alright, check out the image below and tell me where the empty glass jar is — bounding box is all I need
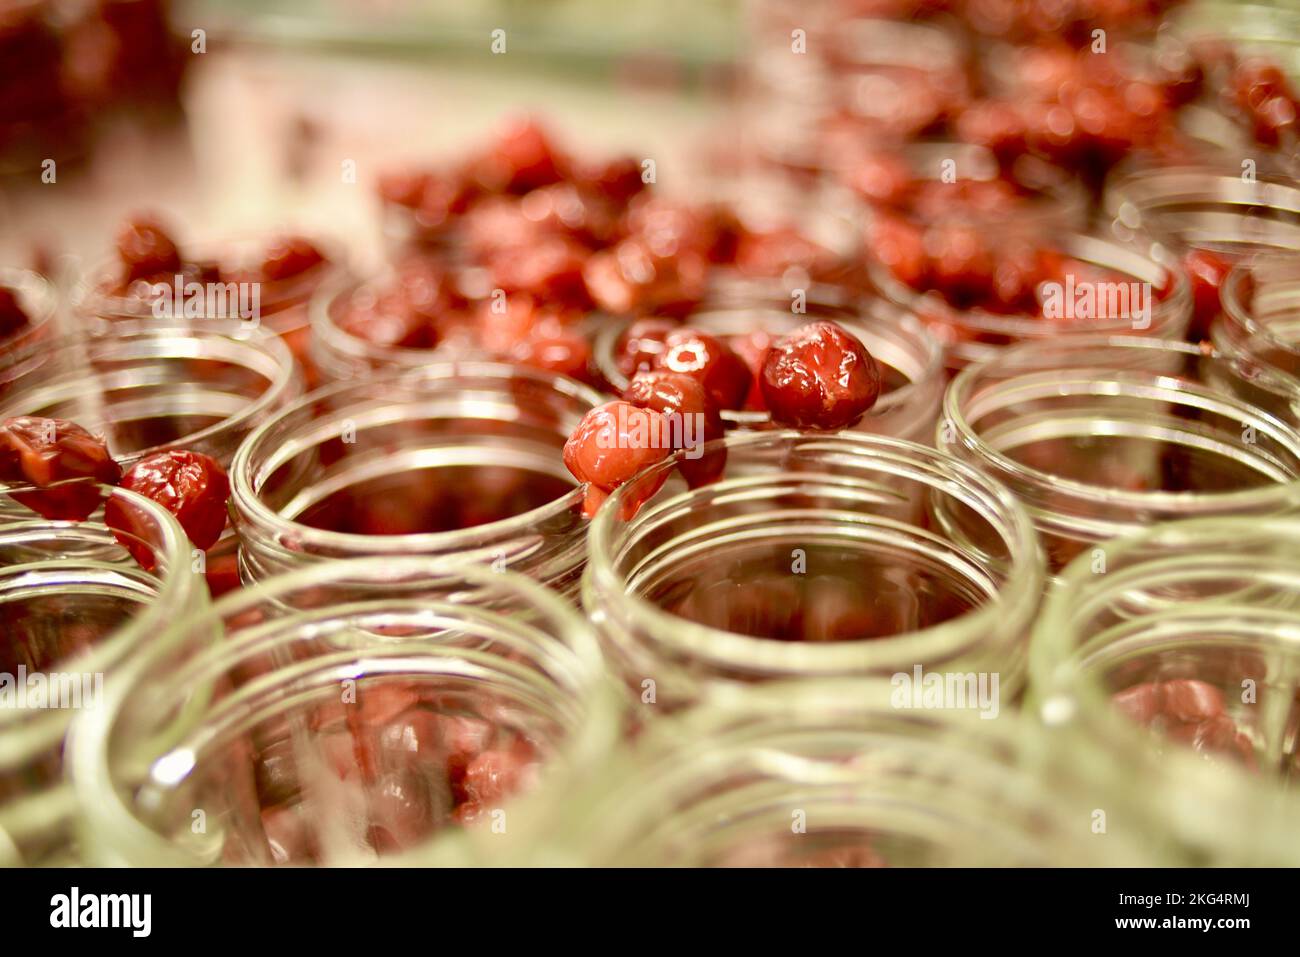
[68,559,617,866]
[535,680,1154,866]
[1030,516,1300,865]
[230,362,602,591]
[583,430,1043,711]
[941,335,1300,574]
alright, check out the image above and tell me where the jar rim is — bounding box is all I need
[0,320,299,469]
[584,429,1044,678]
[0,484,199,750]
[230,360,603,558]
[943,334,1300,515]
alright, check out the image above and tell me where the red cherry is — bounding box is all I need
[0,416,122,521]
[652,329,752,411]
[1183,248,1231,340]
[954,99,1029,162]
[487,235,592,309]
[842,151,914,208]
[260,236,326,282]
[624,370,727,489]
[475,116,566,195]
[108,450,230,557]
[926,222,997,308]
[728,330,775,411]
[582,237,706,317]
[577,155,646,205]
[509,329,595,385]
[460,748,533,807]
[377,169,433,208]
[613,318,679,379]
[562,401,673,494]
[115,215,181,283]
[760,321,881,430]
[0,285,30,339]
[867,214,927,290]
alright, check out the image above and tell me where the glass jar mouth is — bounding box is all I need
[586,430,1043,680]
[943,335,1300,518]
[566,679,1127,866]
[1219,255,1300,366]
[1107,165,1300,253]
[230,361,602,561]
[592,287,943,429]
[871,231,1193,366]
[0,320,299,470]
[0,484,197,757]
[69,559,612,867]
[308,271,488,376]
[1030,516,1300,855]
[72,235,347,323]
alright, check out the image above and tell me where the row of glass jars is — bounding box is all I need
[5,166,1300,865]
[3,333,1300,864]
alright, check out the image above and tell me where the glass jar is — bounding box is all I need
[230,362,602,592]
[1030,516,1300,865]
[308,273,485,383]
[593,282,944,443]
[748,14,974,171]
[1108,166,1300,259]
[871,229,1193,373]
[940,335,1300,575]
[1216,254,1300,379]
[0,266,59,397]
[535,680,1155,866]
[0,483,202,865]
[68,559,617,867]
[583,430,1044,711]
[0,320,299,517]
[73,236,348,379]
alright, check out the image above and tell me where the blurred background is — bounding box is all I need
[0,0,742,271]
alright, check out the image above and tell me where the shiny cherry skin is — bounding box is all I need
[563,401,672,493]
[624,370,727,488]
[0,416,121,520]
[108,449,231,553]
[652,328,752,411]
[0,285,29,339]
[115,215,182,282]
[613,318,679,379]
[260,236,327,282]
[760,322,881,431]
[1183,248,1231,340]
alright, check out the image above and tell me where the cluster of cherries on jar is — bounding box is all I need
[0,415,230,568]
[106,215,329,305]
[564,320,883,515]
